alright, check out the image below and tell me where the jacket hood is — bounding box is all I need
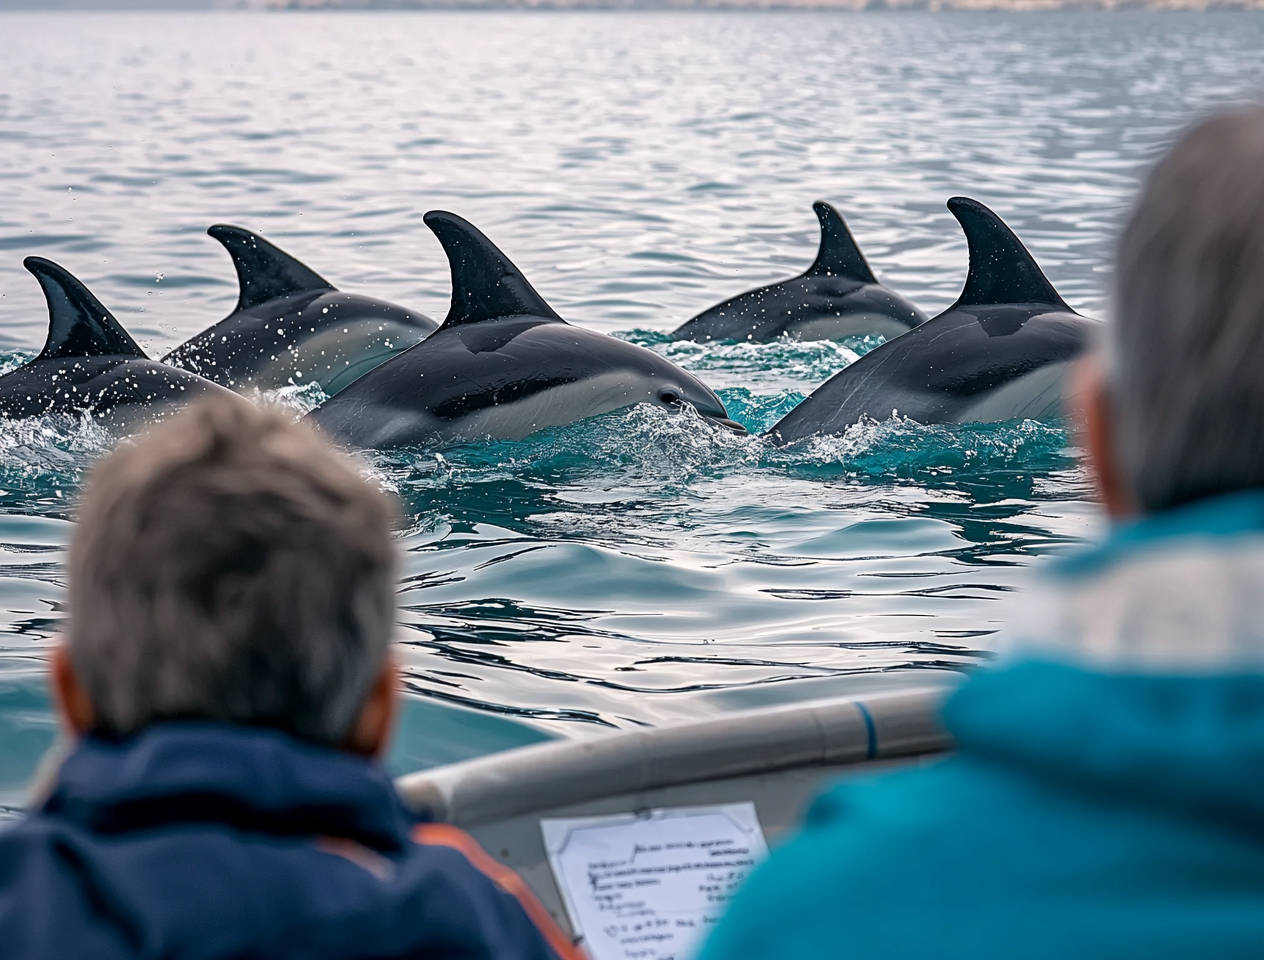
[43,722,418,850]
[947,661,1264,831]
[950,490,1264,829]
[1058,487,1264,578]
[1005,489,1264,673]
[954,489,1264,831]
[950,662,1264,829]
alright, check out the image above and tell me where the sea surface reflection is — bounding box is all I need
[1,8,1262,806]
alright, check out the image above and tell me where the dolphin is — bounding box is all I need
[766,197,1096,445]
[163,225,438,395]
[307,211,743,448]
[669,202,928,344]
[0,257,236,428]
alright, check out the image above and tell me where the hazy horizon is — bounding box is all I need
[6,0,1264,8]
[0,1,213,9]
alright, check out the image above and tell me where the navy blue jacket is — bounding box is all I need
[0,723,571,960]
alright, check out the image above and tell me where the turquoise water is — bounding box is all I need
[1,9,1263,810]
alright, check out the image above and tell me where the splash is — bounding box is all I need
[777,416,1077,481]
[362,383,1083,546]
[0,413,116,516]
[257,380,330,418]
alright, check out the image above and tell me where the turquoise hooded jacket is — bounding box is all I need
[698,491,1264,960]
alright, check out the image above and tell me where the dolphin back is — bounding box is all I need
[0,258,237,426]
[767,199,1095,443]
[669,202,923,343]
[310,213,736,448]
[766,307,1091,443]
[208,224,335,313]
[24,257,147,361]
[424,211,565,329]
[806,201,877,283]
[948,197,1069,309]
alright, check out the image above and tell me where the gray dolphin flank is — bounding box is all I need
[767,197,1097,444]
[307,211,742,448]
[670,202,928,344]
[163,226,437,395]
[0,258,236,430]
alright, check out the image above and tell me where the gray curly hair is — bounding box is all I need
[68,395,398,745]
[1113,106,1264,512]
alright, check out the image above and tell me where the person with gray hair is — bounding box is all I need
[698,105,1264,960]
[0,396,579,960]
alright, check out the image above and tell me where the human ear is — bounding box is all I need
[342,655,399,758]
[1070,355,1134,519]
[51,642,95,737]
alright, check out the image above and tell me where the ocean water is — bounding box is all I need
[1,8,1263,810]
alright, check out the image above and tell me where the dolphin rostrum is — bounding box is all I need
[307,211,743,448]
[669,202,928,344]
[0,257,236,428]
[767,197,1096,444]
[163,226,438,395]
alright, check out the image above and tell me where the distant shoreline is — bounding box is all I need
[5,0,1264,10]
[254,1,1264,8]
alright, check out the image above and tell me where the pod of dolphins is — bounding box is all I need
[0,196,1098,449]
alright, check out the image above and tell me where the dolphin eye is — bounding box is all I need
[658,388,681,406]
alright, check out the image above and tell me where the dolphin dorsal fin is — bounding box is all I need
[424,211,565,328]
[24,257,147,361]
[207,225,335,312]
[948,197,1069,309]
[805,201,878,284]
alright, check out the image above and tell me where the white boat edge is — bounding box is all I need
[395,686,954,936]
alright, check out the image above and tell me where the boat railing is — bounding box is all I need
[395,686,951,826]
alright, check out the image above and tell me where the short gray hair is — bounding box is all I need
[68,396,398,745]
[1112,106,1264,513]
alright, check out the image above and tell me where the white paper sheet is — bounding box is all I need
[540,803,768,960]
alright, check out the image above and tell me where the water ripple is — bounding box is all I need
[0,10,1260,787]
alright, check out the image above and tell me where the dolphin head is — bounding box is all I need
[651,368,747,435]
